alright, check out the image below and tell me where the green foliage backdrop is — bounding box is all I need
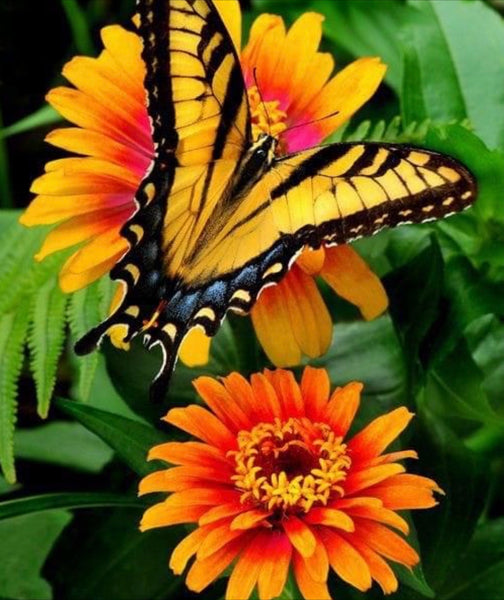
[0,1,503,599]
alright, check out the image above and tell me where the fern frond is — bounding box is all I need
[343,116,433,144]
[0,300,31,483]
[28,277,69,418]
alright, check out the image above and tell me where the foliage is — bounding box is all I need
[0,0,503,599]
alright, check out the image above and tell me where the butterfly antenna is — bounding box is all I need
[253,67,273,136]
[282,110,340,133]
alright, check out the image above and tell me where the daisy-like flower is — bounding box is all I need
[139,367,443,600]
[21,2,388,366]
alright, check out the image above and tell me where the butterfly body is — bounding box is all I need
[75,0,476,399]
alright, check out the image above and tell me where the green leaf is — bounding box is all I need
[0,107,13,208]
[54,397,167,476]
[0,106,60,139]
[0,493,144,521]
[411,413,490,592]
[438,519,504,600]
[0,300,30,483]
[0,510,71,600]
[61,0,95,55]
[15,422,114,473]
[401,0,504,150]
[28,277,69,418]
[45,508,184,600]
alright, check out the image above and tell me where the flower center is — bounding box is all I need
[247,85,288,151]
[229,417,351,515]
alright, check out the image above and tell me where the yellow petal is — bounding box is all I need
[321,245,388,320]
[214,0,241,54]
[59,248,122,293]
[179,327,211,367]
[311,57,387,139]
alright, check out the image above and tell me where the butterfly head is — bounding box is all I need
[253,133,278,166]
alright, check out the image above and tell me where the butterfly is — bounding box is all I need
[75,0,476,399]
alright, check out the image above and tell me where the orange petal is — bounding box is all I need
[321,245,388,320]
[170,525,211,575]
[296,246,326,276]
[221,371,266,424]
[214,0,241,54]
[257,532,292,600]
[147,441,230,470]
[283,516,316,558]
[197,521,244,560]
[368,473,443,510]
[300,366,330,420]
[230,509,271,531]
[163,488,238,509]
[348,407,414,462]
[226,530,270,600]
[302,530,330,583]
[164,405,236,451]
[100,25,145,91]
[59,248,123,292]
[140,503,207,531]
[343,504,409,535]
[249,373,283,421]
[321,529,372,592]
[186,537,245,593]
[353,519,419,567]
[344,463,405,495]
[304,508,355,532]
[193,376,250,432]
[138,465,232,495]
[310,57,387,140]
[341,534,398,595]
[199,502,245,526]
[324,381,363,436]
[252,266,332,366]
[263,369,304,418]
[292,551,331,600]
[365,450,419,467]
[179,327,211,367]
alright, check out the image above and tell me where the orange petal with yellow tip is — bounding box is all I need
[264,368,304,418]
[300,366,330,420]
[147,441,230,470]
[186,537,245,593]
[304,508,355,532]
[293,551,331,600]
[214,0,241,54]
[344,463,406,495]
[353,519,419,567]
[348,407,414,462]
[226,530,269,600]
[252,265,332,367]
[321,245,388,320]
[140,503,207,531]
[283,516,316,558]
[197,521,244,560]
[179,327,211,367]
[324,381,363,436]
[310,57,387,140]
[169,525,210,575]
[230,509,271,531]
[288,51,334,120]
[46,127,150,174]
[164,405,236,450]
[341,534,399,595]
[257,533,292,600]
[321,529,373,592]
[193,376,250,432]
[296,246,326,276]
[100,25,145,90]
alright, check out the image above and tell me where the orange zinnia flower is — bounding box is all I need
[21,1,388,366]
[140,367,442,600]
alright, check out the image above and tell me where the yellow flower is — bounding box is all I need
[140,367,443,600]
[22,2,388,366]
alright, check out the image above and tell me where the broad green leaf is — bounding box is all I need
[54,397,166,476]
[0,493,144,521]
[401,0,504,150]
[15,422,114,473]
[0,510,71,600]
[45,508,184,600]
[410,413,490,591]
[0,300,30,483]
[28,276,69,418]
[438,519,504,600]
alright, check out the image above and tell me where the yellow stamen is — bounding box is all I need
[228,417,351,515]
[248,86,288,149]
